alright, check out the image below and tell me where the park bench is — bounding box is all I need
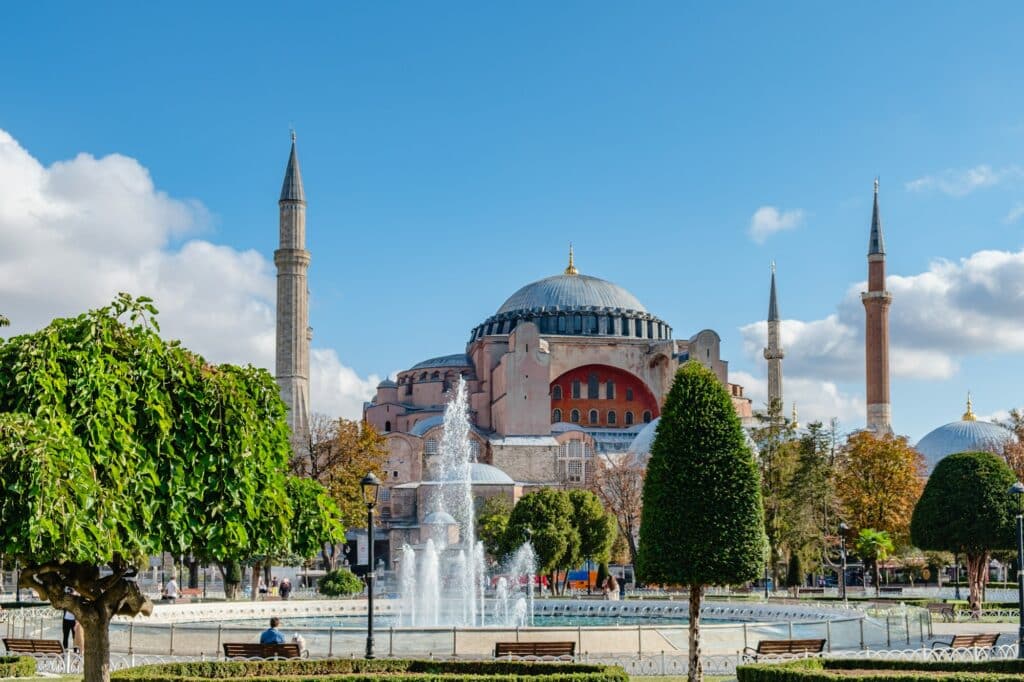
[878,586,903,595]
[3,638,65,655]
[222,642,303,659]
[798,588,825,595]
[931,633,999,650]
[926,602,954,622]
[494,641,576,660]
[743,638,826,661]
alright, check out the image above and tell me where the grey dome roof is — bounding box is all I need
[422,510,457,526]
[377,378,397,388]
[409,415,444,437]
[916,419,1015,472]
[442,462,514,485]
[497,274,647,315]
[411,354,470,370]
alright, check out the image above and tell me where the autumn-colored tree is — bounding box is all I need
[835,431,925,541]
[998,409,1024,481]
[589,454,645,566]
[291,417,388,529]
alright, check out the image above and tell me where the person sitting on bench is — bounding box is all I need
[260,617,285,644]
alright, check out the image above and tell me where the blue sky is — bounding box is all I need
[2,2,1024,440]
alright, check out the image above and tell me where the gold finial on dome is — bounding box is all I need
[962,392,976,421]
[564,242,578,275]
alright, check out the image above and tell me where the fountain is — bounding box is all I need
[397,377,536,626]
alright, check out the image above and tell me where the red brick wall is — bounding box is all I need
[550,364,659,428]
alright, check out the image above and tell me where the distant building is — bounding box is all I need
[362,247,752,556]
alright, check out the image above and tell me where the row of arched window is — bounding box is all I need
[552,378,633,401]
[553,408,651,426]
[471,313,671,341]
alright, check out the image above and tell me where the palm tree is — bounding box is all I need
[854,528,894,596]
[0,314,8,327]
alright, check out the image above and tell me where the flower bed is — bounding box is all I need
[0,656,35,678]
[111,658,628,682]
[738,658,1024,682]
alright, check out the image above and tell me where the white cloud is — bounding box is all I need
[741,247,1024,386]
[0,129,374,420]
[906,164,1022,197]
[731,370,864,427]
[1005,203,1024,224]
[748,206,805,243]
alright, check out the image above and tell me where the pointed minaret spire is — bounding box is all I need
[564,242,579,275]
[863,178,893,434]
[869,177,884,255]
[764,262,784,414]
[280,131,305,203]
[276,131,312,456]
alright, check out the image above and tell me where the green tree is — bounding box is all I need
[501,488,578,593]
[910,451,1017,614]
[319,568,363,596]
[853,528,894,597]
[567,489,617,591]
[750,398,799,585]
[786,421,839,575]
[0,295,299,682]
[637,363,767,682]
[0,314,8,327]
[285,476,346,560]
[785,553,803,593]
[477,496,511,561]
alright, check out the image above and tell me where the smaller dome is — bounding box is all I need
[916,419,1015,472]
[627,417,759,465]
[441,462,515,485]
[377,378,397,388]
[422,510,457,526]
[411,354,470,370]
[409,415,445,437]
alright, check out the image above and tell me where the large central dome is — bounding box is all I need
[497,274,647,315]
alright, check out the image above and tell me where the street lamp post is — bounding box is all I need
[954,553,961,600]
[1009,481,1024,659]
[764,563,770,600]
[360,473,382,660]
[839,522,849,603]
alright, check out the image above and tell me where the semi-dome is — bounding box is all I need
[441,462,515,485]
[497,274,647,315]
[470,252,672,343]
[411,354,471,370]
[916,402,1015,472]
[422,510,457,526]
[626,417,759,466]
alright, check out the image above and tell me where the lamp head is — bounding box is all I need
[838,521,850,533]
[360,472,382,506]
[1011,482,1024,497]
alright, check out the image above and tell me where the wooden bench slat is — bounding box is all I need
[933,633,999,649]
[223,642,301,659]
[743,638,826,660]
[494,641,575,658]
[3,638,65,654]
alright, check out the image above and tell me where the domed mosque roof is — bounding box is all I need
[471,246,671,342]
[915,396,1017,472]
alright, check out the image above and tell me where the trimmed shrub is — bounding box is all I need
[110,658,628,682]
[317,568,363,596]
[0,656,36,678]
[738,657,1024,682]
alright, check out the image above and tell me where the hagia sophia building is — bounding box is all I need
[271,136,1015,563]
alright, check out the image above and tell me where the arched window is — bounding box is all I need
[570,409,580,423]
[552,408,562,423]
[557,315,567,333]
[584,314,597,334]
[469,440,481,460]
[620,316,629,335]
[573,314,583,334]
[606,380,615,399]
[647,320,653,338]
[431,371,440,380]
[588,409,599,424]
[384,420,391,432]
[625,411,634,425]
[587,373,599,399]
[626,388,634,401]
[607,410,616,425]
[572,379,581,399]
[425,438,439,455]
[635,319,643,338]
[552,385,563,400]
[643,410,653,423]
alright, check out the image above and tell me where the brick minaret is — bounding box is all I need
[763,262,784,413]
[275,131,312,451]
[862,178,892,433]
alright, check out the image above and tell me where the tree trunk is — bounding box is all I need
[966,552,988,617]
[874,560,881,597]
[81,611,111,682]
[187,559,199,589]
[251,564,260,602]
[688,584,703,682]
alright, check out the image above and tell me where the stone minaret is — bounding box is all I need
[763,262,784,413]
[862,178,893,434]
[275,132,312,451]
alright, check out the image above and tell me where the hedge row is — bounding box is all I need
[110,659,628,682]
[0,656,35,678]
[737,658,1024,682]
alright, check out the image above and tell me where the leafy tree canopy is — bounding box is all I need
[910,451,1017,556]
[568,489,617,566]
[286,476,346,561]
[477,496,511,560]
[500,487,578,576]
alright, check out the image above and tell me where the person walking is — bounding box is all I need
[62,608,76,651]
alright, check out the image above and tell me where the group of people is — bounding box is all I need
[257,576,293,599]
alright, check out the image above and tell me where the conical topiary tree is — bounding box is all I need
[637,362,767,682]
